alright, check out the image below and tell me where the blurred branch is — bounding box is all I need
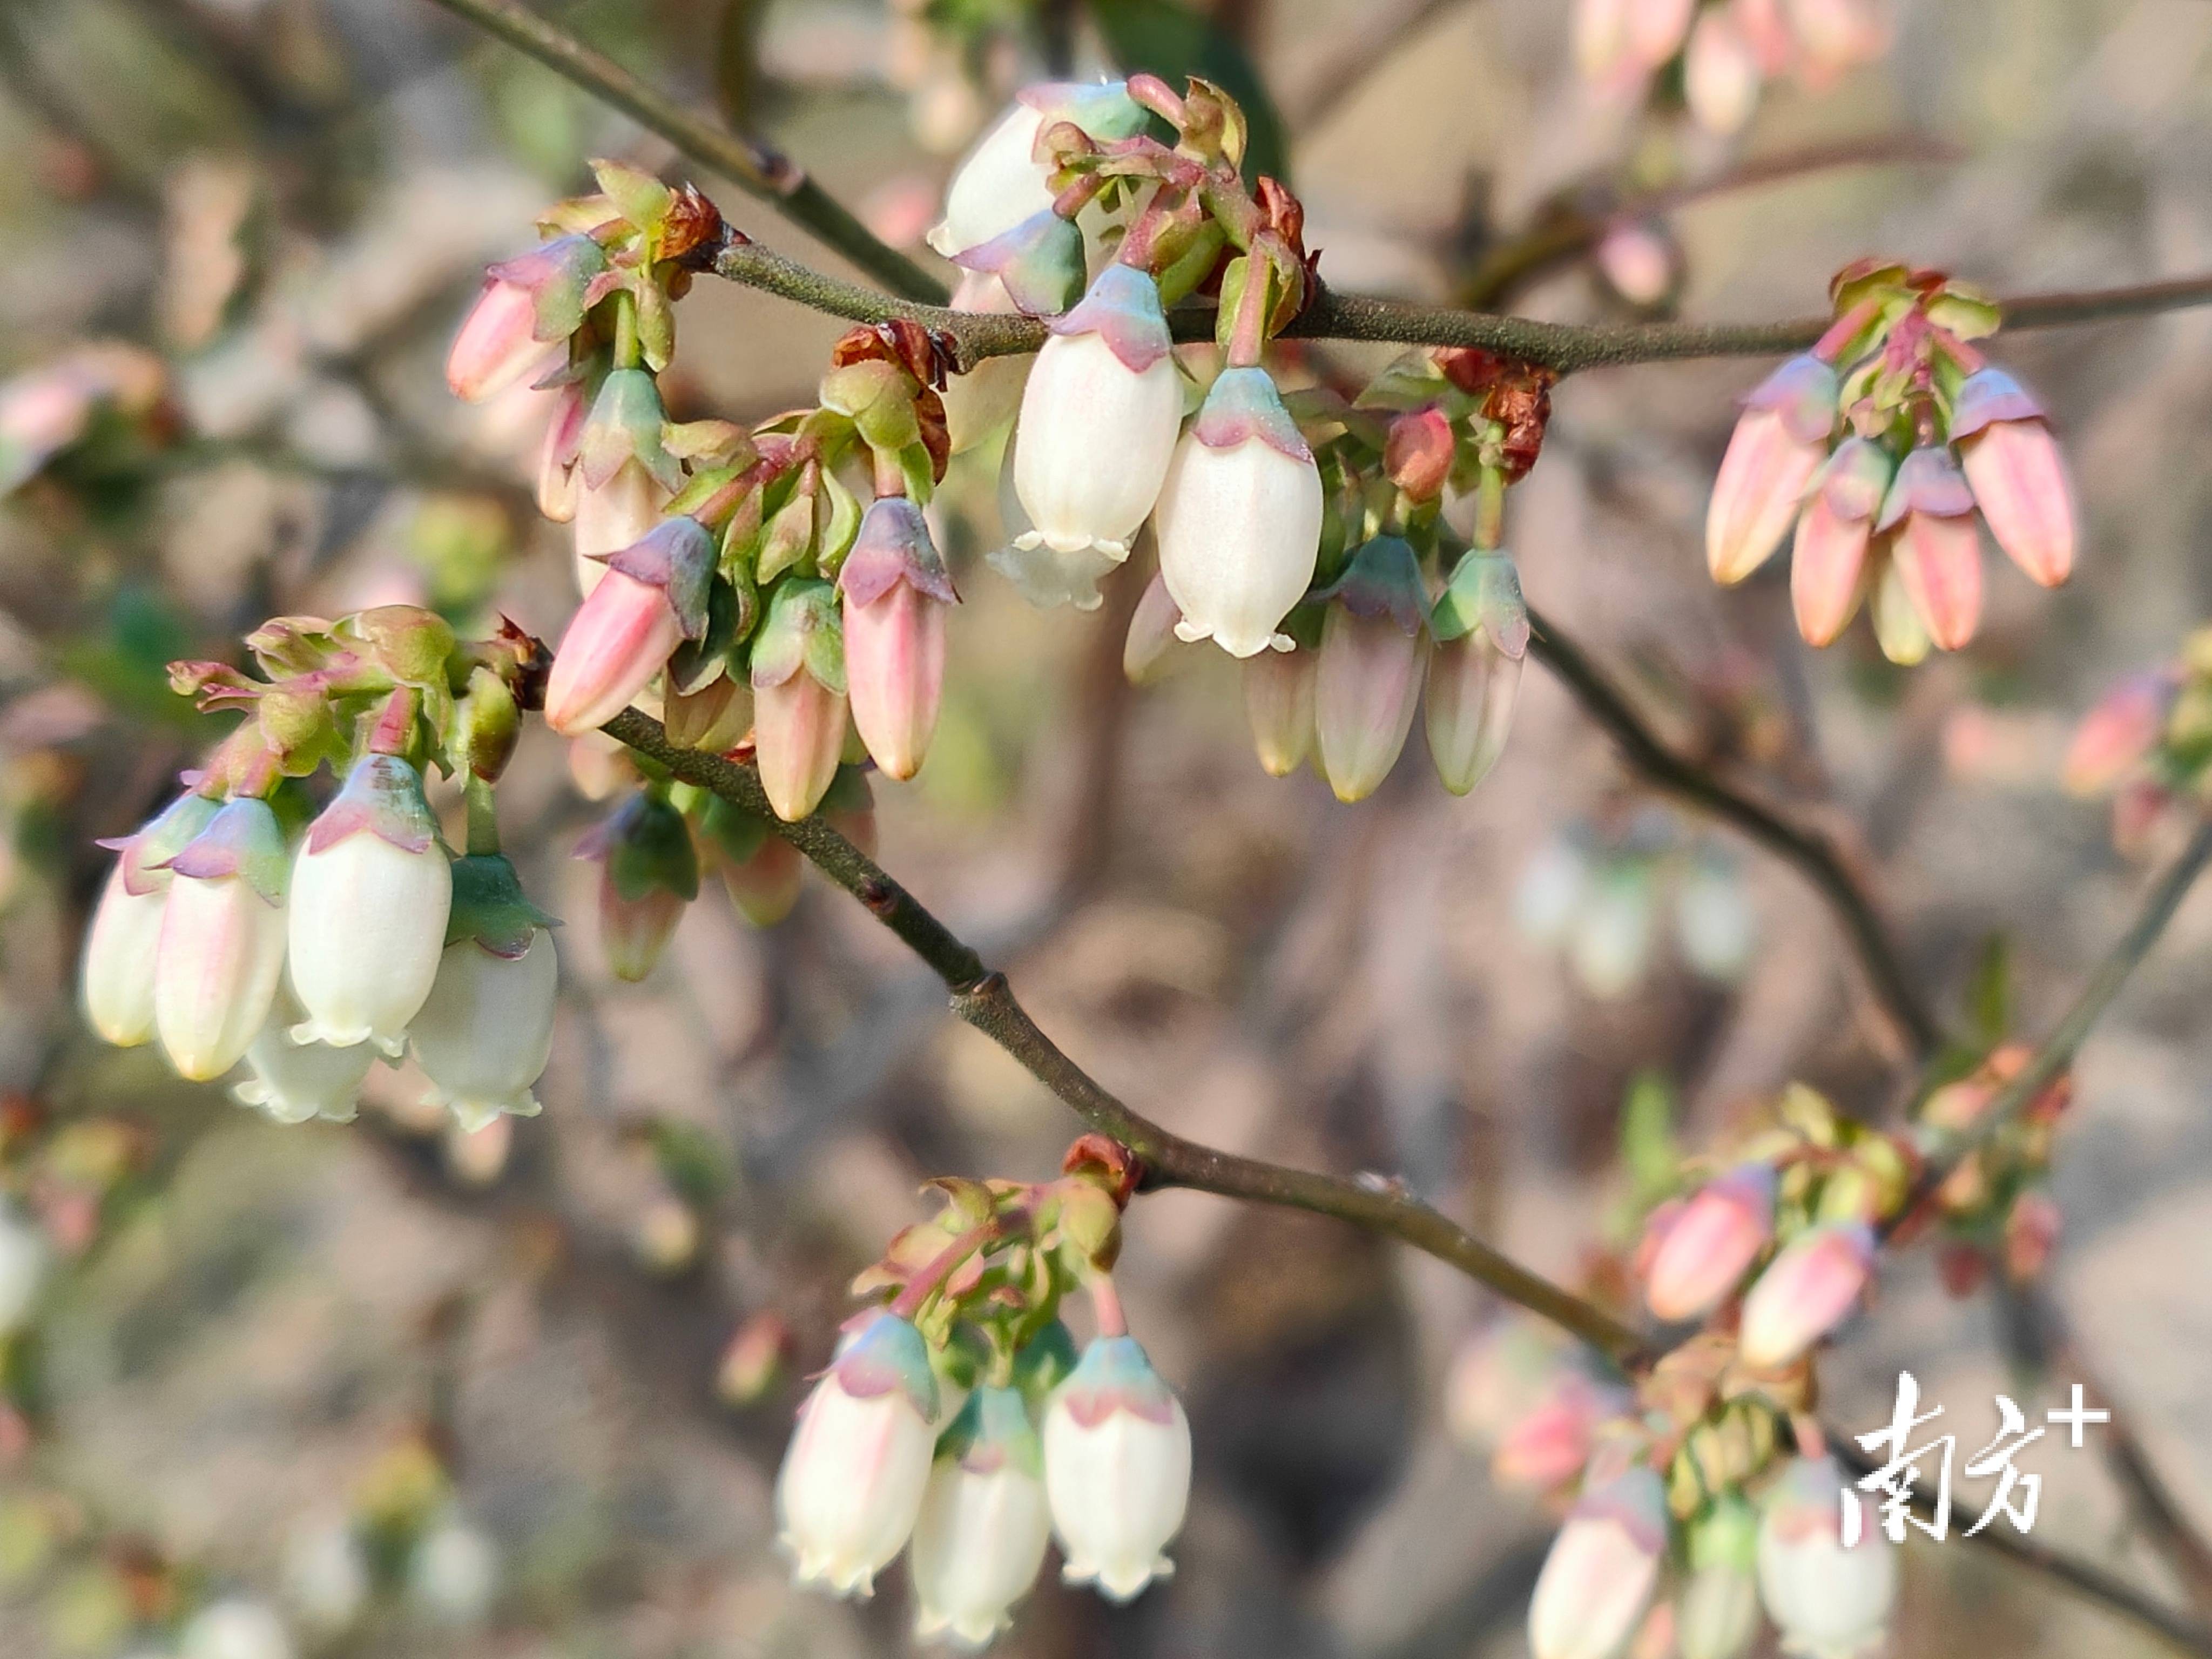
[599,706,1651,1366]
[1892,814,2212,1233]
[696,226,2212,375]
[1525,607,1943,1060]
[418,0,946,303]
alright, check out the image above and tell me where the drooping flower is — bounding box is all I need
[775,1309,941,1597]
[153,797,291,1081]
[1244,647,1317,778]
[572,367,683,596]
[82,792,220,1047]
[751,578,851,822]
[1012,265,1184,562]
[1122,571,1184,684]
[698,795,803,927]
[287,754,452,1054]
[1426,550,1528,795]
[1869,552,1930,666]
[1952,367,2075,588]
[1707,355,1838,585]
[2063,673,2174,796]
[1314,537,1429,803]
[839,497,958,781]
[1643,1163,1777,1321]
[927,82,1144,258]
[1527,1465,1668,1659]
[232,989,376,1125]
[1736,1220,1875,1369]
[1877,444,1982,651]
[576,791,699,982]
[545,515,715,736]
[1492,1370,1633,1491]
[909,1384,1053,1647]
[1756,1455,1897,1658]
[535,380,590,523]
[1678,1495,1761,1659]
[572,461,669,597]
[1043,1334,1192,1602]
[1790,437,1892,646]
[1154,367,1323,658]
[409,853,559,1132]
[444,234,604,404]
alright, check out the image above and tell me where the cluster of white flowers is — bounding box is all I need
[80,751,555,1133]
[775,1309,1192,1648]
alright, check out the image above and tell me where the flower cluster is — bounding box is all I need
[1708,260,2079,662]
[1574,0,1893,137]
[2064,626,2212,852]
[1448,1064,2070,1659]
[773,1138,1191,1648]
[79,608,557,1133]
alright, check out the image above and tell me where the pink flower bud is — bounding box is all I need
[1156,367,1324,658]
[410,856,558,1132]
[535,381,589,523]
[699,798,802,927]
[2063,673,2173,795]
[1385,408,1456,503]
[1493,1372,1631,1491]
[572,460,669,598]
[662,673,752,753]
[1014,266,1183,561]
[446,279,555,404]
[751,580,850,822]
[1426,552,1528,795]
[153,798,291,1081]
[577,792,698,983]
[1879,446,1982,650]
[1595,220,1683,311]
[1445,1318,1576,1451]
[2003,1189,2061,1283]
[1707,356,1837,584]
[909,1384,1051,1645]
[777,1310,940,1596]
[1315,538,1429,803]
[287,755,452,1054]
[1756,1456,1897,1658]
[1043,1334,1191,1602]
[1736,1221,1874,1369]
[82,792,219,1048]
[547,516,715,736]
[1244,647,1317,777]
[1790,438,1892,647]
[1122,572,1184,685]
[1643,1164,1776,1321]
[1685,8,1762,136]
[1527,1465,1667,1659]
[1953,370,2075,588]
[1869,550,1930,666]
[1624,0,1697,65]
[839,497,956,780]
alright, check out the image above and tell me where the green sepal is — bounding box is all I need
[1429,548,1528,657]
[446,852,558,957]
[748,578,845,695]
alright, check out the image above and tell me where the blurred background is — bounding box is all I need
[2,0,2212,1654]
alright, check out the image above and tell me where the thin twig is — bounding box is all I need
[1524,608,1943,1058]
[599,706,1649,1366]
[700,227,2212,376]
[418,0,945,303]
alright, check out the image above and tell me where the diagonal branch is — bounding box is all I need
[419,0,946,302]
[600,706,1649,1366]
[1524,608,1943,1058]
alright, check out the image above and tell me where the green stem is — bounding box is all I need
[464,774,502,857]
[610,289,641,370]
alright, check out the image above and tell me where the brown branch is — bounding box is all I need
[1524,608,1943,1058]
[599,706,1649,1366]
[418,0,946,304]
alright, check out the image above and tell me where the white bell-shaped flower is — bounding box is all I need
[927,82,1143,258]
[1154,366,1323,658]
[775,1310,941,1597]
[153,798,291,1082]
[909,1384,1052,1648]
[1042,1334,1191,1602]
[81,792,219,1047]
[287,754,452,1055]
[1012,265,1184,562]
[1756,1456,1897,1658]
[1527,1464,1667,1659]
[409,853,559,1132]
[232,987,376,1125]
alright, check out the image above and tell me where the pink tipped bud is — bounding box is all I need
[1790,437,1891,646]
[1870,549,1930,666]
[839,497,956,781]
[1707,356,1837,584]
[572,460,669,597]
[543,571,683,736]
[1122,572,1184,685]
[1528,1466,1668,1659]
[153,798,291,1081]
[2003,1189,2061,1283]
[699,797,802,927]
[750,580,850,821]
[1643,1164,1776,1321]
[1878,446,1981,651]
[1595,219,1683,311]
[1685,8,1762,136]
[1426,551,1529,795]
[446,279,559,404]
[1736,1220,1874,1369]
[1315,538,1429,803]
[1244,648,1316,777]
[577,792,698,983]
[1955,376,2075,587]
[1493,1372,1631,1491]
[2064,673,2173,796]
[1385,408,1456,503]
[1756,1456,1897,1658]
[535,382,590,523]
